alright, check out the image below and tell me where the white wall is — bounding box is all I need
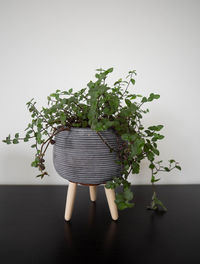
[0,0,199,185]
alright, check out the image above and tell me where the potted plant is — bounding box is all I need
[3,67,181,221]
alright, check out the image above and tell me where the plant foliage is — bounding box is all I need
[3,68,181,211]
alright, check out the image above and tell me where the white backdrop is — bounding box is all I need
[0,0,199,185]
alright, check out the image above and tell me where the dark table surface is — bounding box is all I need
[0,185,200,264]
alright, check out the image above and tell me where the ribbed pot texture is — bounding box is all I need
[53,128,123,185]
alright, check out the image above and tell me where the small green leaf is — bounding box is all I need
[156,125,164,131]
[141,97,147,103]
[114,78,122,85]
[15,133,19,138]
[145,130,153,136]
[128,70,137,75]
[148,126,156,131]
[31,161,38,167]
[158,134,164,140]
[105,67,113,74]
[3,134,12,144]
[36,133,42,144]
[148,125,163,131]
[152,134,165,141]
[124,188,133,201]
[132,162,140,173]
[175,165,181,171]
[130,79,135,85]
[154,94,160,99]
[147,151,154,161]
[13,139,19,144]
[116,202,128,210]
[60,112,66,125]
[125,99,132,107]
[105,181,115,189]
[152,148,159,155]
[68,88,73,94]
[151,175,160,183]
[147,192,167,212]
[149,163,155,169]
[148,93,160,101]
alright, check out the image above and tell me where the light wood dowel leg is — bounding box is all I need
[89,186,97,202]
[104,186,118,221]
[64,182,77,221]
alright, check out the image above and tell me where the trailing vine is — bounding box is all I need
[3,68,181,211]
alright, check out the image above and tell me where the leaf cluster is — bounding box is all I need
[2,68,181,211]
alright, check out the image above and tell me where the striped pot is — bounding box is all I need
[53,128,123,185]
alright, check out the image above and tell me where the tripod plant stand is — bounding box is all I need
[64,182,118,221]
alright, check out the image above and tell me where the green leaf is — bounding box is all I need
[147,151,154,161]
[115,193,124,203]
[148,126,156,130]
[15,133,19,138]
[125,99,132,107]
[132,162,140,173]
[152,133,165,141]
[36,132,42,144]
[164,167,170,172]
[31,161,38,167]
[148,125,163,131]
[147,192,167,212]
[105,181,115,189]
[37,123,42,131]
[124,188,134,201]
[149,163,155,169]
[157,134,164,140]
[151,175,160,183]
[148,93,160,101]
[105,67,113,74]
[60,112,66,125]
[175,165,181,171]
[141,97,148,103]
[129,94,137,99]
[117,202,133,210]
[3,134,12,144]
[152,148,159,155]
[13,138,19,144]
[154,94,160,99]
[68,88,73,94]
[128,70,137,75]
[121,133,137,142]
[145,130,153,136]
[116,202,128,210]
[114,78,122,85]
[130,79,135,85]
[156,125,164,131]
[154,178,160,182]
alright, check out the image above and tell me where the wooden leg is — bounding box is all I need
[64,182,77,221]
[89,186,97,202]
[104,186,118,221]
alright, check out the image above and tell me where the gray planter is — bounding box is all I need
[53,128,123,185]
